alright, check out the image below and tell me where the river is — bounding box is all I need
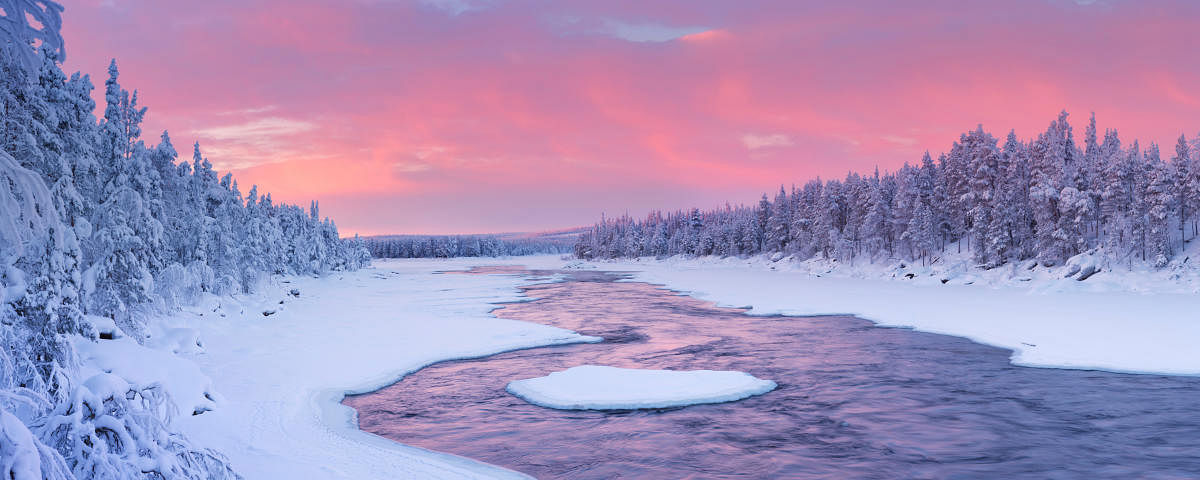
[343,267,1200,479]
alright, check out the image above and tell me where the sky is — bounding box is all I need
[58,0,1200,235]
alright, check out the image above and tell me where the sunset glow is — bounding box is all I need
[60,0,1200,235]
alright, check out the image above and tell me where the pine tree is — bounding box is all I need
[1145,144,1173,267]
[1171,134,1193,247]
[860,174,889,261]
[764,186,789,252]
[1029,112,1071,265]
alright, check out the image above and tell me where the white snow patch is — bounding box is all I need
[507,365,776,410]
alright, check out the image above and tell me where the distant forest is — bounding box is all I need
[577,112,1200,270]
[365,232,577,258]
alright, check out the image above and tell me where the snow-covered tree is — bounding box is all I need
[576,111,1196,273]
[1,7,370,476]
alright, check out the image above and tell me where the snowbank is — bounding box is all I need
[155,255,590,479]
[83,249,1200,478]
[74,335,221,417]
[576,253,1200,376]
[506,365,776,410]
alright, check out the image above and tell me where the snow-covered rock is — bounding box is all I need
[506,365,777,410]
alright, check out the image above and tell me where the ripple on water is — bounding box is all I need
[343,268,1200,479]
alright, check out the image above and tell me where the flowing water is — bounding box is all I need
[343,267,1200,479]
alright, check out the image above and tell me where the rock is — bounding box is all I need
[89,315,124,340]
[262,310,276,317]
[1076,265,1099,281]
[290,288,300,297]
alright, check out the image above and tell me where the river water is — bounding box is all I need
[343,267,1200,479]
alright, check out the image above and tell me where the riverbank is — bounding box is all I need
[573,253,1200,375]
[87,256,587,479]
[83,253,1199,478]
[344,263,1200,479]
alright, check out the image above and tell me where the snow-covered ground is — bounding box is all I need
[573,248,1200,376]
[506,365,776,410]
[88,256,589,479]
[80,250,1200,479]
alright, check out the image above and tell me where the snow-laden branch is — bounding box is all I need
[0,0,64,71]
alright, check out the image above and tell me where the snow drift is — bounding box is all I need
[506,365,778,410]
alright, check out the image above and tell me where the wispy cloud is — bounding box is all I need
[62,0,1200,233]
[741,133,793,150]
[547,15,710,43]
[881,134,918,147]
[393,161,433,174]
[598,19,709,43]
[679,29,729,43]
[192,117,321,169]
[420,0,493,16]
[194,117,316,140]
[218,105,278,116]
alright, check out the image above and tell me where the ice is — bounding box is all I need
[165,256,597,479]
[39,250,1200,478]
[507,365,777,410]
[581,251,1200,375]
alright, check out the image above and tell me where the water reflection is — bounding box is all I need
[344,268,1200,479]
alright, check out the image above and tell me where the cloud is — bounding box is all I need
[547,15,710,43]
[218,105,278,116]
[741,133,793,150]
[61,0,1200,234]
[420,0,493,16]
[597,19,709,43]
[880,135,918,146]
[393,161,433,174]
[194,117,316,140]
[191,117,321,169]
[678,29,729,43]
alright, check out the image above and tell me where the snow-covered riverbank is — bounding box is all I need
[88,256,588,479]
[79,252,1199,479]
[573,254,1200,376]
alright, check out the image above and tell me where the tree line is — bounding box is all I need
[577,112,1199,271]
[365,234,573,259]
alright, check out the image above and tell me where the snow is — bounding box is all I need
[129,256,595,479]
[575,249,1200,376]
[74,335,221,416]
[0,407,71,480]
[0,407,42,480]
[506,365,776,410]
[0,1,65,72]
[59,249,1200,477]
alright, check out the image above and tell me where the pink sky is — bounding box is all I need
[60,0,1200,235]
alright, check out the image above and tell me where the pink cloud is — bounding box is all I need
[57,0,1200,234]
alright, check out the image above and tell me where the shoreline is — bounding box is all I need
[576,255,1200,376]
[96,253,1198,479]
[164,255,584,479]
